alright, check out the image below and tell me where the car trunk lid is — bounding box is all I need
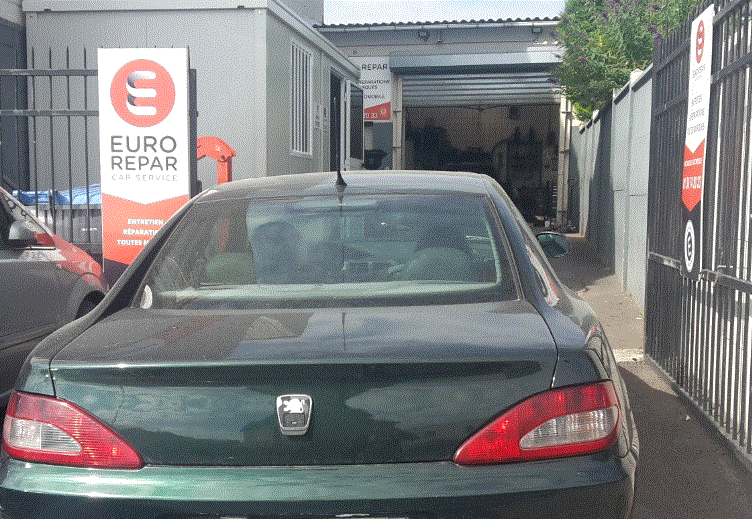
[50,301,557,466]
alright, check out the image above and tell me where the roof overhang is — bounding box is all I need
[389,51,560,75]
[316,19,560,31]
[22,0,359,77]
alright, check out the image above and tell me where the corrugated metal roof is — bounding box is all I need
[315,17,559,29]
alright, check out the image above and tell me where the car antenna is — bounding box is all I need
[335,135,347,194]
[336,168,347,192]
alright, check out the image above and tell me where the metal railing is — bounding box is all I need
[0,47,198,262]
[647,0,752,470]
[0,47,99,257]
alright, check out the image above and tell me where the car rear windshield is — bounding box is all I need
[135,193,518,309]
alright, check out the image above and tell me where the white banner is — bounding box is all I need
[350,56,392,122]
[98,48,190,280]
[682,5,714,279]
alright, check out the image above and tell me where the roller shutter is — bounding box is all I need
[401,71,560,107]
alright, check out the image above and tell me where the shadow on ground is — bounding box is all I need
[548,235,613,292]
[619,363,752,519]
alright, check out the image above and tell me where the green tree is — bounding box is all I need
[555,0,701,120]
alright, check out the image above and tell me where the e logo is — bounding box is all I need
[696,20,705,64]
[684,220,696,273]
[111,59,175,127]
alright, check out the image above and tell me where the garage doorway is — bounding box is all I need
[404,103,560,224]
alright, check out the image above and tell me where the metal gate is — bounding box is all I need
[647,0,752,470]
[0,47,197,262]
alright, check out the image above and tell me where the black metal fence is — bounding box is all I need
[0,48,101,258]
[647,0,752,469]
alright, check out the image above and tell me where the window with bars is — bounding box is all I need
[290,41,312,156]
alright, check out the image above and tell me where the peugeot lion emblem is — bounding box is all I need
[276,394,312,436]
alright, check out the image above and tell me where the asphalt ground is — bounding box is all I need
[551,235,752,519]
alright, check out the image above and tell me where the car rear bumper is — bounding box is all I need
[1,451,636,519]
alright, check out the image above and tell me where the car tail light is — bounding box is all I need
[454,381,620,465]
[2,391,143,469]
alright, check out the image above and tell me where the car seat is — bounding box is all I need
[251,220,303,284]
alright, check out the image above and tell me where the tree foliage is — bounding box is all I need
[554,0,701,120]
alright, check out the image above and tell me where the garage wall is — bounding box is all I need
[266,12,357,176]
[266,12,317,177]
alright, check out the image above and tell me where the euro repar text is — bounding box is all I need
[110,135,180,179]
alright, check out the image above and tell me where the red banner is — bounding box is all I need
[682,140,705,212]
[102,194,188,266]
[363,102,391,121]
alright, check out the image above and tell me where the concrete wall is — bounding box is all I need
[624,72,651,310]
[0,0,21,25]
[570,67,652,311]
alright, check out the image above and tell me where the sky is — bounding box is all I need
[323,1,567,25]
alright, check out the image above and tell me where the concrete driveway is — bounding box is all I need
[551,235,752,519]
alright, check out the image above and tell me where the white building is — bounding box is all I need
[318,18,572,224]
[20,0,361,191]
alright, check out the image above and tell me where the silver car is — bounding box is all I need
[0,186,108,410]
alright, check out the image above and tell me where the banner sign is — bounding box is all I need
[350,56,392,122]
[682,5,713,279]
[99,48,190,282]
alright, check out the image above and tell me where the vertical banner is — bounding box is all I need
[99,48,190,283]
[682,5,713,279]
[350,56,392,122]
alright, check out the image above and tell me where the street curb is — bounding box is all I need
[613,349,644,363]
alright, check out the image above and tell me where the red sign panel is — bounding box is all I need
[682,140,705,212]
[364,102,391,121]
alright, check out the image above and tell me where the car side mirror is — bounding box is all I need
[536,232,569,258]
[8,220,40,247]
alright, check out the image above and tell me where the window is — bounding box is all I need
[137,193,519,310]
[290,41,312,155]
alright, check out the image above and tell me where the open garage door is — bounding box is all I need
[393,57,564,225]
[403,101,561,227]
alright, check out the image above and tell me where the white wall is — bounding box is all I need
[0,0,22,25]
[571,67,652,311]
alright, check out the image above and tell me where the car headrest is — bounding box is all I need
[400,247,474,282]
[205,252,256,285]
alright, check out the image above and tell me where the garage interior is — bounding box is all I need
[404,103,560,223]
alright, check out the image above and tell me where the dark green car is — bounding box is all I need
[1,171,638,519]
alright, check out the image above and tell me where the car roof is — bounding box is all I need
[197,170,491,202]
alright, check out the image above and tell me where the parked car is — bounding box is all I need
[0,186,108,412]
[1,171,638,519]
